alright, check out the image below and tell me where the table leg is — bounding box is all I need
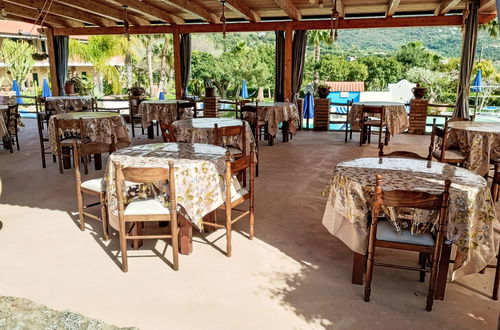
[203,211,217,233]
[352,252,365,285]
[179,215,193,255]
[147,124,155,139]
[62,146,71,169]
[282,121,289,143]
[94,153,102,170]
[434,241,452,300]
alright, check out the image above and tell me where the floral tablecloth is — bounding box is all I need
[0,106,9,141]
[172,118,255,157]
[45,96,93,113]
[349,101,409,135]
[245,102,300,137]
[139,100,191,128]
[322,157,498,279]
[105,143,237,230]
[447,121,500,176]
[48,112,130,154]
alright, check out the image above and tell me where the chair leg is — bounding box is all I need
[57,146,64,174]
[249,200,254,240]
[359,126,364,146]
[119,221,128,272]
[15,132,19,151]
[77,189,85,231]
[171,218,179,271]
[419,252,427,282]
[426,251,439,311]
[100,195,109,241]
[364,219,377,302]
[131,119,135,137]
[493,247,500,300]
[226,208,232,257]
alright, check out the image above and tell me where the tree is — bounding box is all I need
[308,30,332,85]
[318,55,368,82]
[189,51,216,96]
[359,56,404,90]
[0,39,35,87]
[405,67,455,103]
[396,42,440,69]
[69,36,123,96]
[479,19,498,39]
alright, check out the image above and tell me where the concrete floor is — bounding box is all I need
[0,119,499,330]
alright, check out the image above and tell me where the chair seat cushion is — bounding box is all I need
[228,147,243,156]
[432,149,466,162]
[231,188,249,202]
[81,178,105,192]
[376,220,435,246]
[60,137,81,145]
[124,199,170,216]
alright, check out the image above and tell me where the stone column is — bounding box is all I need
[408,99,428,135]
[313,98,330,131]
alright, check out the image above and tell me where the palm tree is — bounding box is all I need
[307,30,332,85]
[69,35,123,96]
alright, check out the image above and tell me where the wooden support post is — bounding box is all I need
[44,27,60,96]
[284,22,293,102]
[173,26,183,99]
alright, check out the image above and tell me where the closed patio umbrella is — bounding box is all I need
[303,84,314,129]
[41,79,52,97]
[471,69,482,115]
[159,91,165,100]
[12,79,22,104]
[240,80,248,99]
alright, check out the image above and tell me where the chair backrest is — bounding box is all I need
[129,96,143,116]
[5,104,19,128]
[494,163,500,185]
[428,119,448,161]
[372,174,451,231]
[378,142,429,160]
[213,123,245,149]
[224,146,256,203]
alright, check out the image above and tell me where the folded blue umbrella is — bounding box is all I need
[42,79,52,97]
[240,79,248,99]
[471,69,482,93]
[159,91,165,100]
[303,93,314,119]
[12,79,23,104]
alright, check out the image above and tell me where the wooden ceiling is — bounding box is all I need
[5,0,498,34]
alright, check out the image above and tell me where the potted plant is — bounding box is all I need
[32,52,49,61]
[129,85,146,97]
[204,78,216,97]
[317,84,330,98]
[411,83,427,99]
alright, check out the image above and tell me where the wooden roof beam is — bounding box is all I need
[434,0,462,15]
[161,1,221,23]
[273,0,302,20]
[224,0,261,22]
[8,0,115,27]
[5,14,62,28]
[386,0,400,17]
[336,0,345,18]
[60,0,150,26]
[4,3,84,28]
[113,0,184,25]
[479,0,497,12]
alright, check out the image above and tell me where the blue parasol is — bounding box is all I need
[12,79,22,104]
[303,92,314,119]
[471,69,482,92]
[240,79,248,99]
[41,79,52,97]
[159,91,165,100]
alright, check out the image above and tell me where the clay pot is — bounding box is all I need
[317,87,330,99]
[205,87,216,97]
[130,86,146,97]
[64,81,75,95]
[412,86,427,99]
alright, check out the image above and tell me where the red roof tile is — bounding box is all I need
[325,81,365,92]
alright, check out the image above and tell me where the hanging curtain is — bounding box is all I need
[291,30,308,104]
[53,36,69,96]
[180,34,191,99]
[453,0,479,118]
[274,31,285,102]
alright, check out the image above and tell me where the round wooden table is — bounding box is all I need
[448,121,500,176]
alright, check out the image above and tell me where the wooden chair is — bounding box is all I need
[203,149,255,256]
[72,140,113,240]
[428,119,466,165]
[160,122,177,142]
[378,142,429,160]
[114,163,180,271]
[364,175,451,311]
[359,105,389,147]
[240,100,266,142]
[218,99,240,119]
[36,97,56,168]
[53,117,84,174]
[344,100,355,142]
[128,96,144,137]
[492,162,499,202]
[4,104,20,152]
[213,123,246,159]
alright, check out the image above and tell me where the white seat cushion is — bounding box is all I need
[228,147,243,156]
[376,220,435,246]
[124,199,170,216]
[81,178,105,192]
[231,188,249,202]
